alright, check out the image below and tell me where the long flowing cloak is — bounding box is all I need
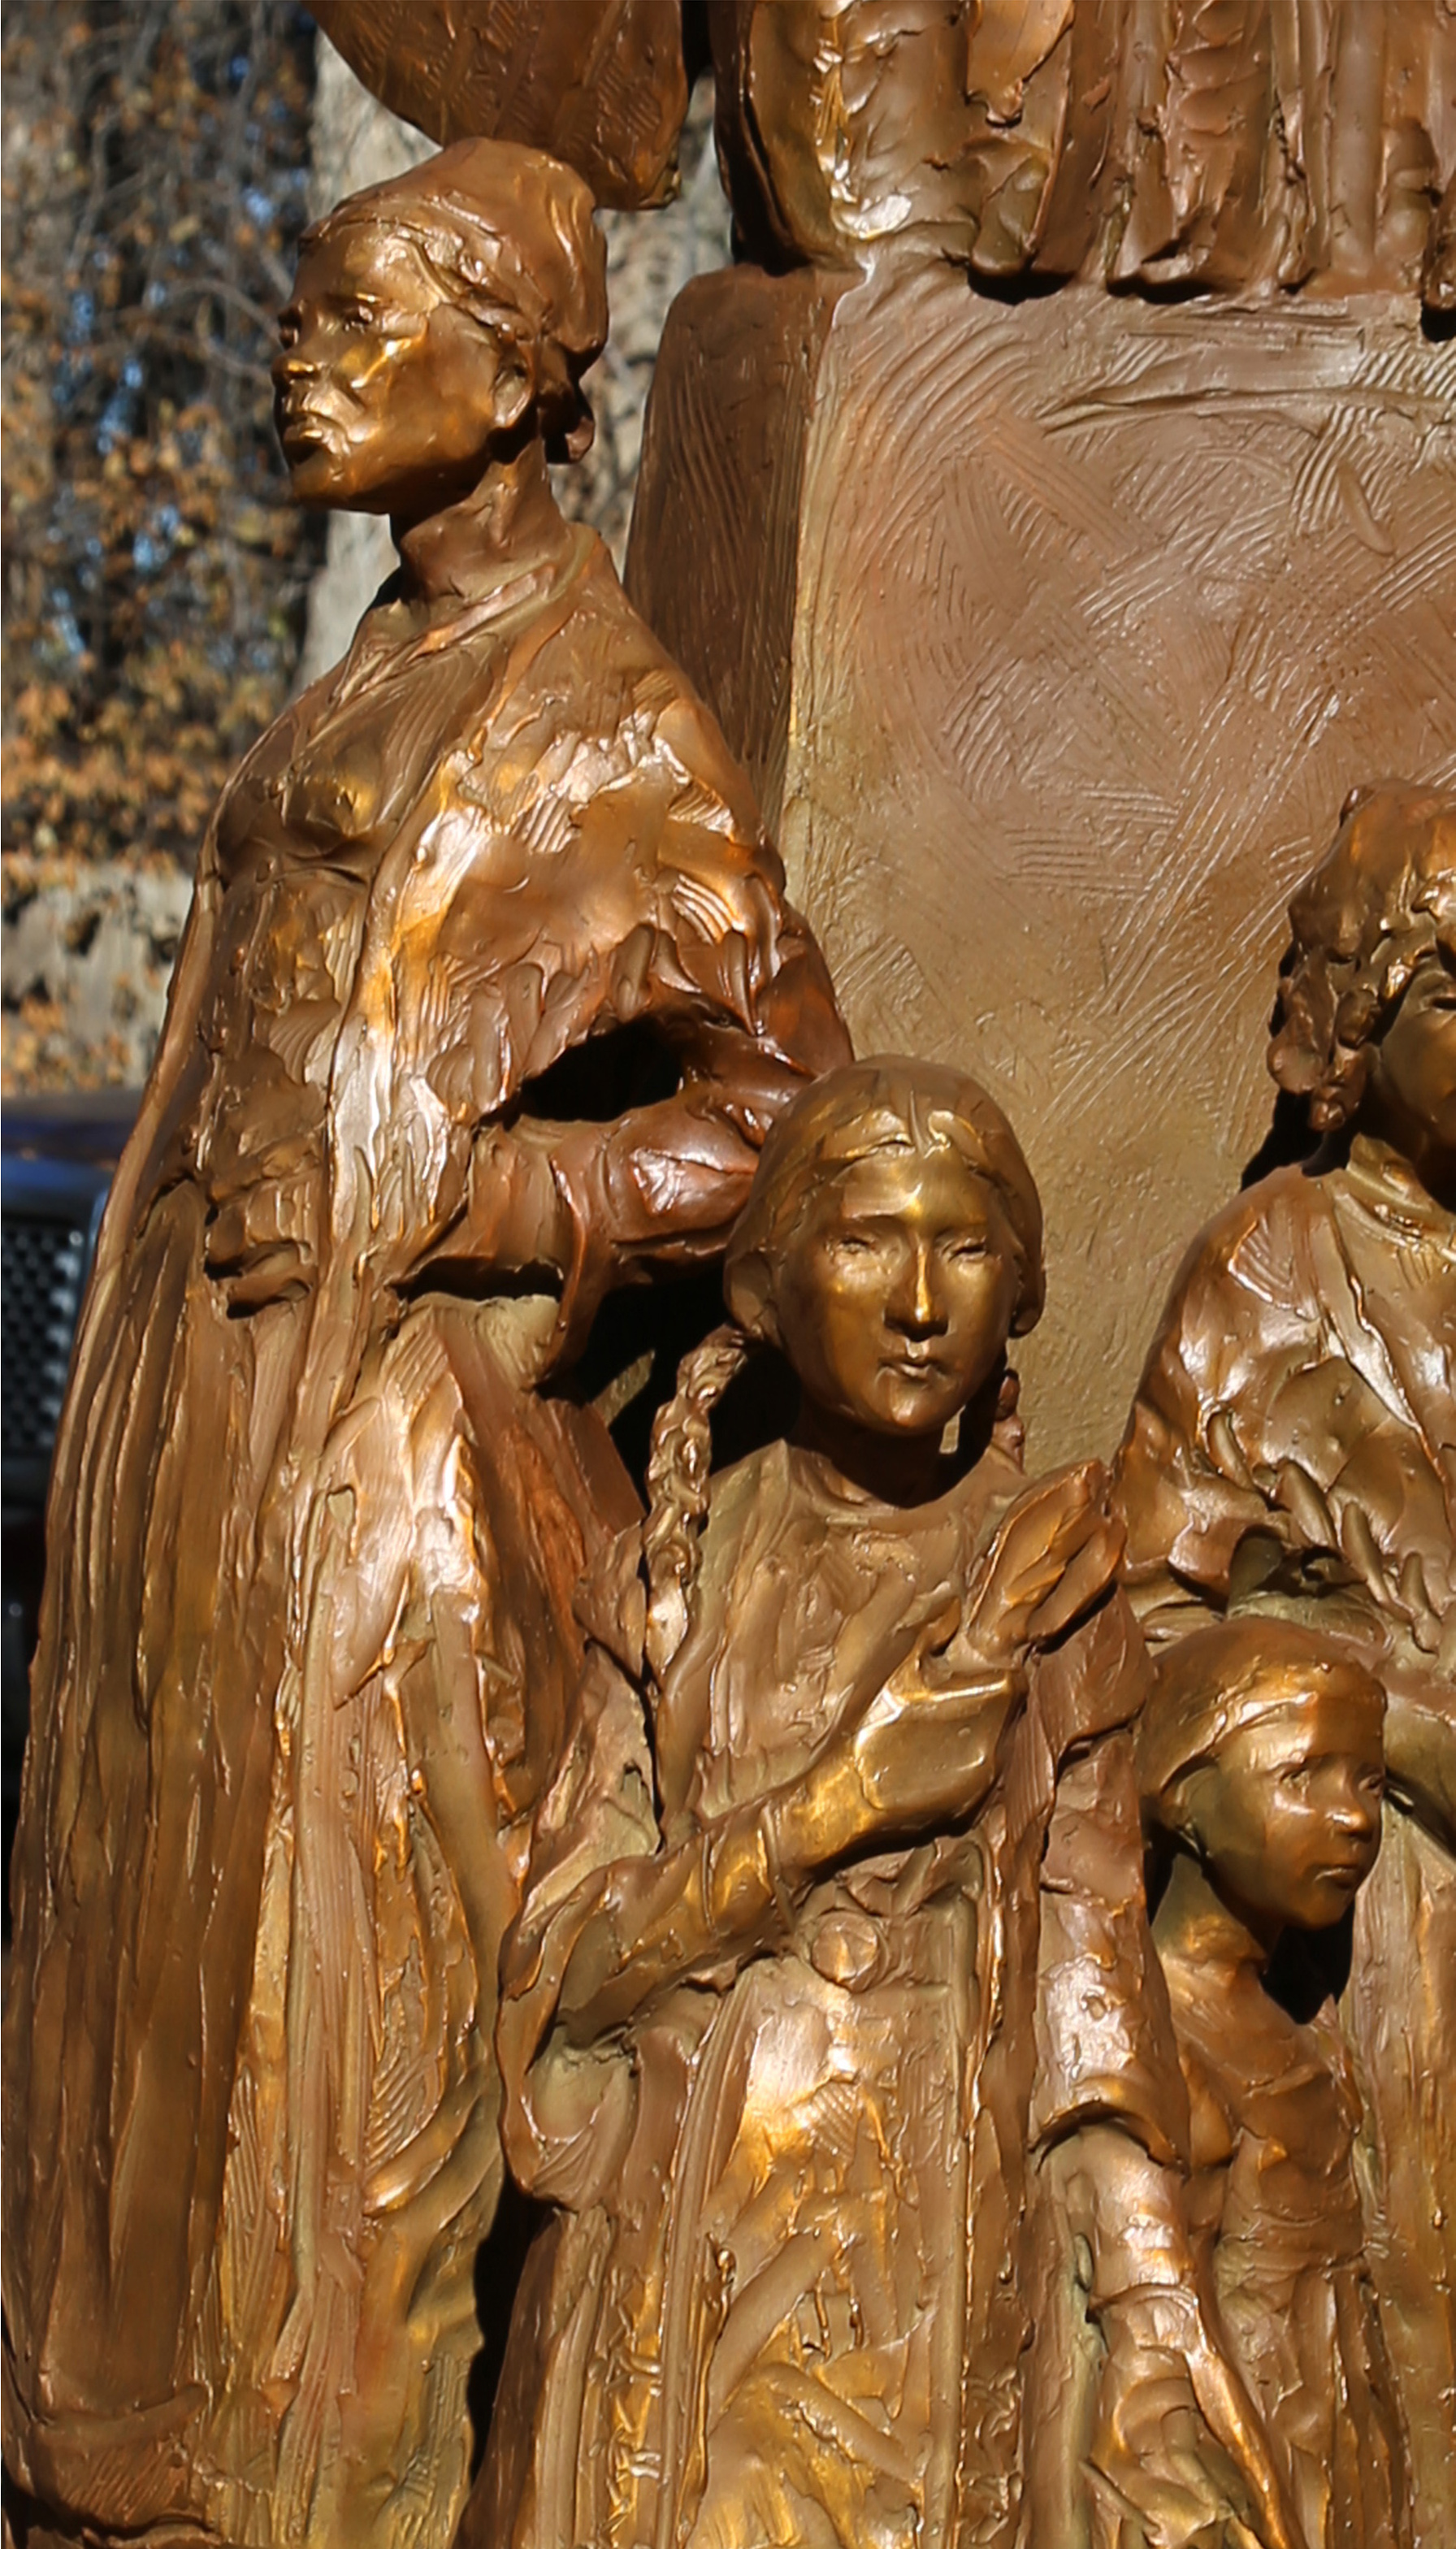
[2,527,849,2549]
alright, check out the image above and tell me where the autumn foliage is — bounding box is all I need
[2,0,318,1076]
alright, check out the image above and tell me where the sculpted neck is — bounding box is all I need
[392,440,576,608]
[793,1403,948,1507]
[1153,1848,1278,1983]
[791,1366,1006,1510]
[1348,1120,1456,1219]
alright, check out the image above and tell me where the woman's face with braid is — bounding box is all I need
[769,1144,1020,1442]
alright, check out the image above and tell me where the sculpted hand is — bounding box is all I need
[423,1123,574,1286]
[767,1609,1023,1881]
[948,1459,1124,1674]
[772,1465,1125,1867]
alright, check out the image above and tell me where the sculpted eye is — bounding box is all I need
[946,1237,987,1261]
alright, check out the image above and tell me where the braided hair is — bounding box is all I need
[642,1323,758,1684]
[640,1058,1045,1684]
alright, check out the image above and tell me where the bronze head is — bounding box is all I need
[1269,780,1456,1156]
[642,1058,1043,1674]
[721,1056,1043,1450]
[273,138,608,517]
[1139,1616,1385,1939]
[726,1051,1042,1345]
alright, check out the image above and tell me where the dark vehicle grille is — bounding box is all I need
[3,1096,136,1936]
[2,1213,91,1461]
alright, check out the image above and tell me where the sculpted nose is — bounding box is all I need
[1334,1780,1380,1844]
[889,1244,946,1336]
[272,318,315,389]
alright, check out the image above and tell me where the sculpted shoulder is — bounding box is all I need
[1116,1163,1337,1552]
[543,538,771,854]
[691,1440,799,1586]
[1150,1163,1333,1352]
[428,535,775,899]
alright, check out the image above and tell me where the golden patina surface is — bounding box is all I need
[4,22,1454,2545]
[0,139,847,2549]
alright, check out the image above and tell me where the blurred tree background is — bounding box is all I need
[1,2,730,1093]
[2,0,322,1085]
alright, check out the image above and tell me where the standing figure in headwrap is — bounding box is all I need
[1116,779,1456,2538]
[1,141,848,2549]
[469,1059,1302,2549]
[1139,1617,1409,2549]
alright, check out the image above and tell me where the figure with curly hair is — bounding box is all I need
[461,1059,1304,2549]
[1116,779,1456,2538]
[1,141,848,2549]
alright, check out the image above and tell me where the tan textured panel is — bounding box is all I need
[631,265,1456,1465]
[626,265,842,820]
[785,270,1456,1463]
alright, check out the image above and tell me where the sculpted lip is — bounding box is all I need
[277,399,334,446]
[1311,1858,1375,1889]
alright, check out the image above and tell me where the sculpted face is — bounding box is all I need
[274,222,530,514]
[1367,946,1456,1168]
[770,1146,1020,1441]
[1182,1663,1385,1935]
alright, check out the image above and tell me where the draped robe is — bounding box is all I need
[470,1441,1294,2549]
[1116,1141,1456,2544]
[2,523,848,2549]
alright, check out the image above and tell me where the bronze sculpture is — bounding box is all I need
[310,0,1456,293]
[1,141,848,2549]
[306,0,1456,1469]
[1139,1616,1409,2549]
[460,1060,1303,2549]
[1117,780,1456,2545]
[6,7,1452,2529]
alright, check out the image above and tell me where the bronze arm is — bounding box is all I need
[550,1650,1021,2048]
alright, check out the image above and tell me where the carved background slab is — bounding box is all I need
[630,269,1456,1463]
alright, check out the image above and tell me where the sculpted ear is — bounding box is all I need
[489,340,534,436]
[431,304,535,437]
[1159,1765,1216,1852]
[723,1247,780,1347]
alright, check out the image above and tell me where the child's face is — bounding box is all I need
[770,1147,1020,1442]
[1189,1664,1384,1934]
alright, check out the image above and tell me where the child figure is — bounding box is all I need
[1140,1616,1411,2549]
[466,1061,1301,2549]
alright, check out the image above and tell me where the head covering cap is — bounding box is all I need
[1137,1615,1384,1819]
[1269,779,1456,1131]
[306,139,607,452]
